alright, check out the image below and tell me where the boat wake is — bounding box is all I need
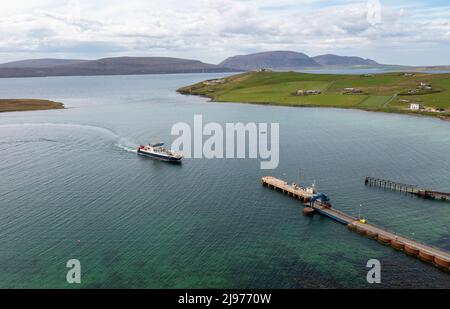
[115,138,138,153]
[0,122,118,139]
[0,122,138,154]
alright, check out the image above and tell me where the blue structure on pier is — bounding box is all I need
[309,193,330,209]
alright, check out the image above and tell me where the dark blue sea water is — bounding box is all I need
[0,73,449,288]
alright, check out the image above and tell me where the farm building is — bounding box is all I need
[410,103,423,110]
[295,90,321,96]
[343,88,363,94]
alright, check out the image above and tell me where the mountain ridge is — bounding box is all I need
[0,57,235,78]
[312,54,379,66]
[219,51,380,71]
[0,58,88,69]
[219,51,322,71]
[0,52,417,79]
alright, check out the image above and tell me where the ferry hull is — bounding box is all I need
[137,149,182,163]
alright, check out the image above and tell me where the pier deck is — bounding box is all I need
[262,176,450,272]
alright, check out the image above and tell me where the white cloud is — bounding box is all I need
[0,0,449,65]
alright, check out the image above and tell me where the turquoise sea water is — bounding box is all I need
[0,73,449,288]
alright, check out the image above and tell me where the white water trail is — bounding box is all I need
[0,122,138,154]
[0,122,118,138]
[115,138,138,153]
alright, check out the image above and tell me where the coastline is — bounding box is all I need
[181,93,450,121]
[0,99,64,113]
[177,71,450,121]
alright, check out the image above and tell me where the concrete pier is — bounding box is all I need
[262,176,450,272]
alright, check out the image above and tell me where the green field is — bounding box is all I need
[178,71,450,119]
[0,99,64,113]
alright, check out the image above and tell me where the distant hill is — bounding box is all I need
[219,51,321,71]
[0,57,235,78]
[312,54,378,66]
[0,58,88,69]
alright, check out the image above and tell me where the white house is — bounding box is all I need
[410,103,422,110]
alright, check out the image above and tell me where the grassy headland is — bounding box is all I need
[0,99,64,113]
[177,71,450,119]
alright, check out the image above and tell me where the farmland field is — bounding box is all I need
[178,71,450,118]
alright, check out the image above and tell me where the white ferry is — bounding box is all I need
[137,143,183,162]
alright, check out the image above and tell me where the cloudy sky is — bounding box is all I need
[0,0,449,65]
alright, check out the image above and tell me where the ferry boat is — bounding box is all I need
[137,143,183,162]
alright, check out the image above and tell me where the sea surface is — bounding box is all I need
[0,73,449,288]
